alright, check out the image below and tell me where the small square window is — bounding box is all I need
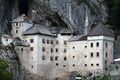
[51,40,53,44]
[21,48,23,51]
[91,43,93,47]
[16,22,18,26]
[30,47,34,51]
[73,47,75,49]
[55,56,58,61]
[50,56,54,61]
[106,42,108,48]
[42,47,45,52]
[6,39,8,41]
[56,63,59,66]
[56,48,58,52]
[30,39,34,43]
[64,41,67,45]
[64,49,67,53]
[106,52,108,58]
[85,55,87,58]
[73,64,75,66]
[91,52,93,57]
[51,48,54,52]
[96,42,99,47]
[16,30,18,33]
[96,64,99,66]
[85,64,87,66]
[85,46,87,48]
[47,40,49,44]
[31,65,33,68]
[91,64,94,66]
[42,55,46,60]
[97,52,99,57]
[73,56,75,58]
[63,65,66,67]
[42,39,45,43]
[64,57,67,61]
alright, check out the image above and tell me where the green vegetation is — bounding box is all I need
[104,0,120,40]
[0,58,13,80]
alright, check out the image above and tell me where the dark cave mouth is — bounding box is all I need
[18,0,29,15]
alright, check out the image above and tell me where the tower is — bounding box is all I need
[11,14,33,39]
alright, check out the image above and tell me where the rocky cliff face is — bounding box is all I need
[0,0,107,35]
[0,46,20,80]
[0,0,117,80]
[0,0,12,34]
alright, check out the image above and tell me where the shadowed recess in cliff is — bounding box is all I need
[18,0,29,15]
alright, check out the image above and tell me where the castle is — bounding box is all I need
[11,14,114,78]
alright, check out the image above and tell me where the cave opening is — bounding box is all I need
[18,0,29,15]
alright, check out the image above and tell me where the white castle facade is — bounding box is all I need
[11,14,114,78]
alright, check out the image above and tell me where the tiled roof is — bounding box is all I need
[68,35,87,42]
[1,34,12,38]
[88,23,114,37]
[12,14,33,23]
[23,24,56,37]
[14,41,30,47]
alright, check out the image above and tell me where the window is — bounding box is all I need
[55,56,58,61]
[50,56,54,61]
[73,56,75,58]
[91,43,93,47]
[73,64,75,66]
[51,40,53,44]
[64,41,67,45]
[96,52,99,57]
[6,39,8,41]
[96,64,99,66]
[42,47,45,52]
[42,55,46,60]
[47,40,49,44]
[30,47,34,51]
[85,46,87,48]
[63,65,66,67]
[16,30,18,33]
[16,22,18,26]
[106,42,108,48]
[30,39,34,43]
[85,55,87,58]
[91,52,93,57]
[64,57,67,61]
[96,42,99,47]
[21,48,23,51]
[42,39,45,43]
[56,63,58,66]
[56,41,59,44]
[85,64,87,66]
[31,65,33,68]
[56,48,58,52]
[73,47,75,49]
[64,49,67,53]
[51,48,54,52]
[91,64,94,66]
[106,52,108,58]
